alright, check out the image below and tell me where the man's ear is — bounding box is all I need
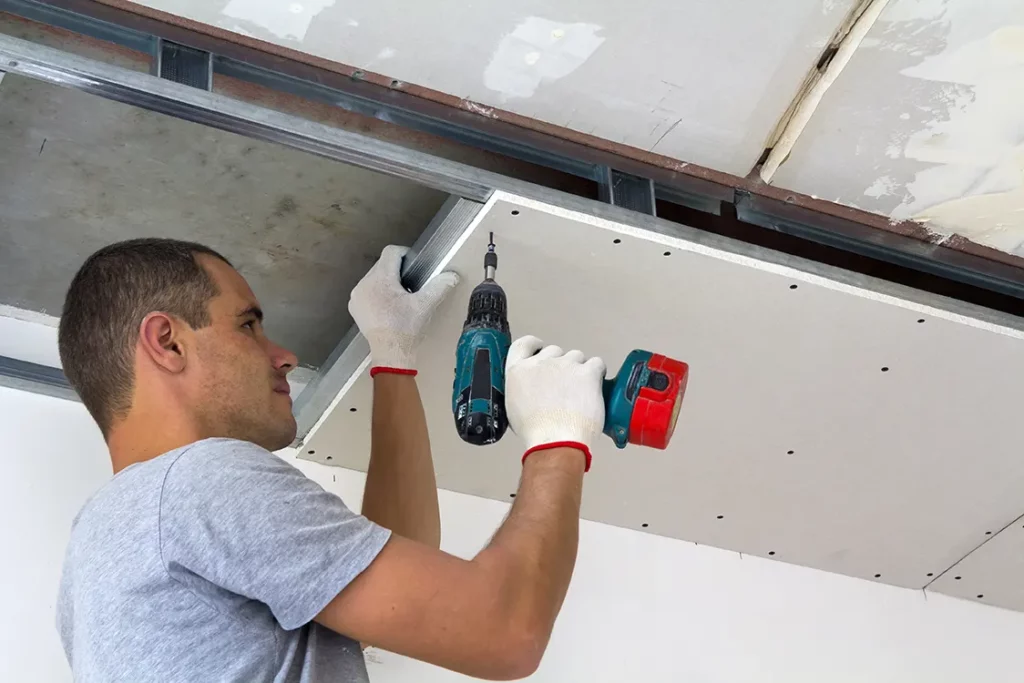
[138,312,187,374]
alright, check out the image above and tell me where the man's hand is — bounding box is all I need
[348,244,459,372]
[505,335,607,469]
[348,245,459,548]
[317,334,606,679]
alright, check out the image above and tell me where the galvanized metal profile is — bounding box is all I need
[0,355,78,401]
[291,197,485,444]
[154,38,212,90]
[736,192,1024,302]
[0,34,503,201]
[0,0,157,54]
[598,167,657,216]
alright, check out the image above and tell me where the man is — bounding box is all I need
[56,237,607,682]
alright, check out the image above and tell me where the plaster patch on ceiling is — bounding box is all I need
[888,23,1024,253]
[220,0,337,41]
[483,17,605,100]
[864,175,898,198]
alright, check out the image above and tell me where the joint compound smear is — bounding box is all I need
[887,1,1024,255]
[483,17,605,100]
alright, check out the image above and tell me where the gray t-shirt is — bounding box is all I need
[56,437,391,682]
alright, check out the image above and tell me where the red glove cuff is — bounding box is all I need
[369,366,418,378]
[522,441,592,473]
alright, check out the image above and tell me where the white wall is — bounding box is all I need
[0,387,109,683]
[7,385,1024,682]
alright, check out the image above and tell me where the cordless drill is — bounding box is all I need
[452,233,511,445]
[452,236,690,450]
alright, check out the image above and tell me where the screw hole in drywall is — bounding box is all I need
[349,407,357,412]
[954,576,962,580]
[390,79,403,88]
[307,450,315,455]
[768,551,776,556]
[786,450,794,455]
[716,515,724,520]
[511,210,520,216]
[927,573,934,577]
[917,318,926,323]
[881,367,889,372]
[351,70,365,79]
[977,594,984,599]
[509,493,516,498]
[642,523,649,528]
[613,238,622,244]
[874,573,881,578]
[663,251,671,257]
[986,531,992,535]
[789,284,798,290]
[326,456,333,460]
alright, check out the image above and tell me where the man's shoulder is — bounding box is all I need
[164,437,292,483]
[77,439,278,521]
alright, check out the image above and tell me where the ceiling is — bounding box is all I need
[773,0,1024,256]
[127,0,856,177]
[123,0,1024,259]
[304,193,1024,610]
[0,68,445,366]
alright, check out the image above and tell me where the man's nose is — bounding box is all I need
[269,342,299,373]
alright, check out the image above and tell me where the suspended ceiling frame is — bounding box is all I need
[4,20,1024,437]
[4,7,1024,612]
[5,0,1024,304]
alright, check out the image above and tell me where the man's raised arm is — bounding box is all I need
[346,245,459,548]
[316,335,606,680]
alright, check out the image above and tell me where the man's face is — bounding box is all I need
[188,255,299,451]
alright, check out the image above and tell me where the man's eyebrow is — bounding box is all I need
[238,305,264,322]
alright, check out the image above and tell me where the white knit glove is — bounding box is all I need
[349,245,460,374]
[505,335,607,471]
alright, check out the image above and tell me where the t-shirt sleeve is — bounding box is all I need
[158,439,391,630]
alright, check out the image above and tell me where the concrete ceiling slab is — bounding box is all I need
[126,0,857,176]
[0,73,447,367]
[303,194,1024,602]
[771,0,1024,256]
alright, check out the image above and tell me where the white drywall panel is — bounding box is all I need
[8,387,1024,683]
[0,386,109,683]
[129,0,856,175]
[772,0,1024,255]
[929,517,1024,611]
[306,193,1024,596]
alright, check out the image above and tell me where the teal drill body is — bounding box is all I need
[453,235,511,445]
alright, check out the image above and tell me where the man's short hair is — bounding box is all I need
[58,238,232,437]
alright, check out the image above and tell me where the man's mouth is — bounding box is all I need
[273,381,291,397]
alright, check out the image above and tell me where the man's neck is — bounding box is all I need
[107,410,207,474]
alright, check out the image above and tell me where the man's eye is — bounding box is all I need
[242,320,256,330]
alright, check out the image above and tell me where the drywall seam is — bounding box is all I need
[925,505,1024,591]
[758,0,891,182]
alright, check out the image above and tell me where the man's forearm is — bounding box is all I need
[473,447,586,656]
[362,374,441,547]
